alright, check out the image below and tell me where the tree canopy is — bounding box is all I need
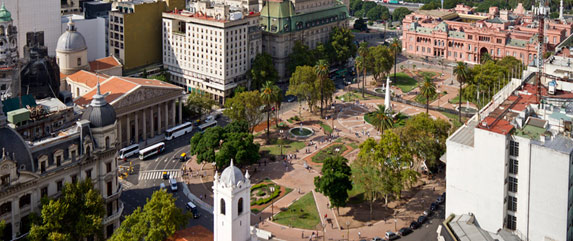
[353,17,368,31]
[29,179,105,241]
[189,120,260,169]
[248,53,278,90]
[186,92,216,118]
[314,156,352,214]
[367,45,394,83]
[392,7,412,22]
[366,5,390,21]
[329,27,357,65]
[110,190,189,241]
[224,90,264,132]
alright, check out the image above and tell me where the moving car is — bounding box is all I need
[186,201,200,219]
[163,171,170,180]
[169,178,178,192]
[398,227,413,236]
[384,231,399,240]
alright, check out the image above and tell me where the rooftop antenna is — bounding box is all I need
[536,0,548,104]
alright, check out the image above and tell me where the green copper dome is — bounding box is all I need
[0,3,12,22]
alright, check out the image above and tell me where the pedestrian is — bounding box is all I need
[302,231,304,238]
[358,231,361,238]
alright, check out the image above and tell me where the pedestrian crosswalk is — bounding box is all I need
[138,170,180,180]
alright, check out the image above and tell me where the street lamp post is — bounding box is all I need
[270,186,275,220]
[346,221,350,241]
[279,130,284,157]
[322,222,327,241]
[394,218,397,232]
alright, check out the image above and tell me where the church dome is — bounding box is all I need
[220,160,245,187]
[56,19,87,52]
[81,81,116,128]
[0,3,12,22]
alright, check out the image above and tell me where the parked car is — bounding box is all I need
[430,202,438,211]
[186,201,200,219]
[286,95,297,103]
[371,237,383,241]
[409,221,420,229]
[385,231,399,240]
[423,209,433,217]
[436,196,445,204]
[418,215,428,224]
[398,227,413,236]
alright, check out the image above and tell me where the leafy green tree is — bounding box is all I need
[186,92,216,118]
[367,45,394,83]
[370,105,394,133]
[248,53,278,90]
[420,1,439,10]
[366,5,390,21]
[287,65,318,115]
[315,60,330,119]
[395,114,450,171]
[224,90,264,132]
[29,180,105,241]
[392,7,412,22]
[287,41,316,74]
[0,220,5,240]
[350,0,363,14]
[419,76,437,114]
[260,81,280,140]
[453,62,470,122]
[190,127,222,164]
[314,156,352,214]
[361,1,378,14]
[110,190,189,241]
[352,138,384,220]
[328,27,357,65]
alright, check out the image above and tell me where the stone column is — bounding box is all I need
[178,97,182,125]
[158,104,162,134]
[126,114,131,145]
[11,197,16,240]
[118,117,123,147]
[150,106,154,138]
[171,100,176,127]
[135,111,139,144]
[164,102,169,129]
[142,109,147,141]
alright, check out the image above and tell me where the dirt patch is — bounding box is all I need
[254,119,279,133]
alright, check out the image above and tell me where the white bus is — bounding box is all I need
[118,144,140,160]
[165,122,193,140]
[138,142,166,160]
[199,121,217,131]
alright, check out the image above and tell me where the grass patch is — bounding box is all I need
[319,122,333,134]
[415,93,439,104]
[260,139,306,155]
[312,144,347,163]
[273,192,320,229]
[440,111,466,131]
[448,94,473,104]
[364,112,409,127]
[336,91,377,102]
[390,72,417,93]
[418,71,438,79]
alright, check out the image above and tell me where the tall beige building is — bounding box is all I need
[162,2,262,104]
[260,0,349,80]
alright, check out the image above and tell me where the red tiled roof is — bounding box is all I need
[479,116,514,134]
[74,76,137,106]
[66,70,109,88]
[60,73,68,79]
[89,56,122,71]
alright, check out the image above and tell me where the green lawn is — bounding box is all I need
[336,91,379,102]
[415,92,440,104]
[260,140,306,155]
[440,111,465,131]
[390,72,418,93]
[448,94,473,104]
[319,122,333,134]
[419,71,438,79]
[273,192,321,229]
[311,144,347,163]
[364,112,408,127]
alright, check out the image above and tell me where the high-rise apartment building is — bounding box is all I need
[162,2,262,104]
[446,69,573,240]
[108,0,184,73]
[260,0,349,80]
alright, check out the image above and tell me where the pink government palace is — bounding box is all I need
[401,4,573,65]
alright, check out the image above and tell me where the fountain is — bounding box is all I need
[289,123,314,138]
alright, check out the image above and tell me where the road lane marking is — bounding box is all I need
[138,170,180,180]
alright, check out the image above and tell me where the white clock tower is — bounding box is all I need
[213,160,255,241]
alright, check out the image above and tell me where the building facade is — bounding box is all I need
[260,0,349,80]
[108,0,184,73]
[4,0,60,57]
[0,4,20,100]
[61,15,107,61]
[446,70,573,240]
[0,85,122,240]
[402,4,573,65]
[162,4,262,104]
[213,160,254,241]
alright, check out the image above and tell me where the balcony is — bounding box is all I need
[105,183,123,200]
[103,201,123,225]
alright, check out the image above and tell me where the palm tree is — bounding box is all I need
[371,105,394,134]
[261,81,278,140]
[419,76,437,115]
[355,56,363,92]
[358,42,369,98]
[453,61,469,122]
[314,59,329,119]
[273,84,283,127]
[391,38,401,83]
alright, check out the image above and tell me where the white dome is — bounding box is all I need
[56,19,87,52]
[220,160,244,187]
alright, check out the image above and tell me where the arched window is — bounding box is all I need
[238,198,243,215]
[220,198,226,215]
[105,136,110,149]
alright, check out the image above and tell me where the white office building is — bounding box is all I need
[162,2,262,104]
[4,0,61,56]
[445,70,573,241]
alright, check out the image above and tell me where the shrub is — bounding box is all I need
[252,184,281,205]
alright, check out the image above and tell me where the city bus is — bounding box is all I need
[138,142,166,160]
[118,144,140,160]
[165,122,193,140]
[199,121,217,131]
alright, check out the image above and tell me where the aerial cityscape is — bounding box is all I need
[0,0,572,240]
